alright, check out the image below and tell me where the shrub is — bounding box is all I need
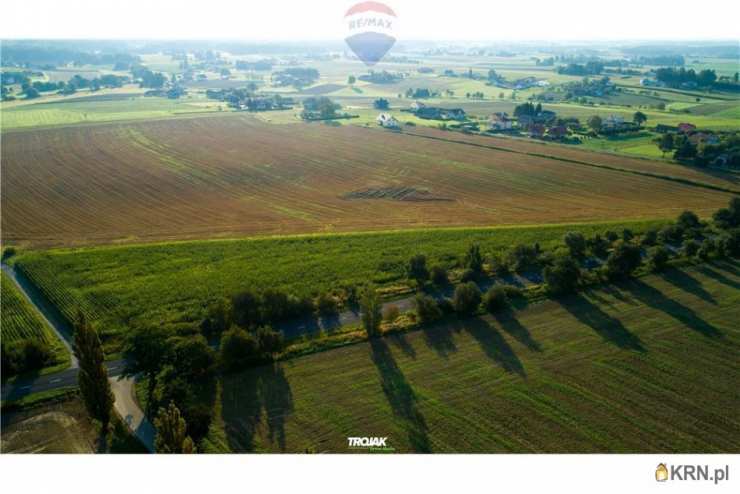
[697,239,715,261]
[677,210,700,230]
[483,286,509,313]
[407,254,429,284]
[682,239,700,258]
[587,234,610,258]
[437,297,455,314]
[220,327,259,371]
[605,230,619,243]
[605,241,643,280]
[658,224,683,244]
[489,253,510,276]
[1,340,54,376]
[464,244,484,273]
[383,304,400,323]
[201,299,230,337]
[622,229,634,242]
[641,228,658,246]
[646,246,670,272]
[414,294,442,324]
[231,290,261,328]
[2,246,16,260]
[502,285,524,299]
[564,231,586,259]
[430,265,449,286]
[22,339,54,369]
[543,255,581,295]
[718,229,740,257]
[315,292,338,316]
[508,244,539,273]
[453,282,482,315]
[460,268,477,282]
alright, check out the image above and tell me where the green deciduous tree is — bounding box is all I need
[564,231,587,259]
[220,327,259,371]
[453,282,482,315]
[407,254,430,284]
[605,241,642,280]
[414,294,442,324]
[464,244,484,273]
[360,285,382,337]
[646,246,670,272]
[483,286,510,313]
[544,255,581,295]
[121,326,171,414]
[633,111,647,126]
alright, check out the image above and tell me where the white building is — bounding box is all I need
[489,112,514,130]
[376,113,400,129]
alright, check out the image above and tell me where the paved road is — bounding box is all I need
[2,261,153,450]
[2,263,78,368]
[111,377,155,452]
[1,359,124,401]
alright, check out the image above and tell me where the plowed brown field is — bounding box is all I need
[2,115,736,247]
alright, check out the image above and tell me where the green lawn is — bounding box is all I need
[216,261,740,453]
[12,220,666,353]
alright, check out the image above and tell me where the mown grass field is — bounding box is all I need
[0,93,222,130]
[1,271,68,363]
[216,261,740,453]
[2,116,736,248]
[11,220,667,353]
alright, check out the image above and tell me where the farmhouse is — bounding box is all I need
[601,114,639,134]
[546,125,568,140]
[412,105,466,121]
[656,124,679,133]
[518,110,556,129]
[376,113,400,129]
[489,112,515,131]
[678,122,697,133]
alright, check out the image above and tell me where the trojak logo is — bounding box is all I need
[347,436,394,451]
[343,1,397,65]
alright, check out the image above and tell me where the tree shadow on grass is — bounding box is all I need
[660,268,717,305]
[454,318,526,377]
[369,338,431,453]
[558,293,646,352]
[696,264,740,291]
[712,260,740,277]
[625,279,722,339]
[387,332,417,359]
[421,318,458,358]
[221,363,294,452]
[493,310,542,352]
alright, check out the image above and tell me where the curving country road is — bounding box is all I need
[1,262,153,451]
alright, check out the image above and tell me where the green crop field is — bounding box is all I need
[11,219,667,353]
[215,261,740,453]
[0,271,68,363]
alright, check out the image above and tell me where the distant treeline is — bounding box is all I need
[2,44,140,68]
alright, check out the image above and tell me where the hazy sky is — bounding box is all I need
[2,0,739,40]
